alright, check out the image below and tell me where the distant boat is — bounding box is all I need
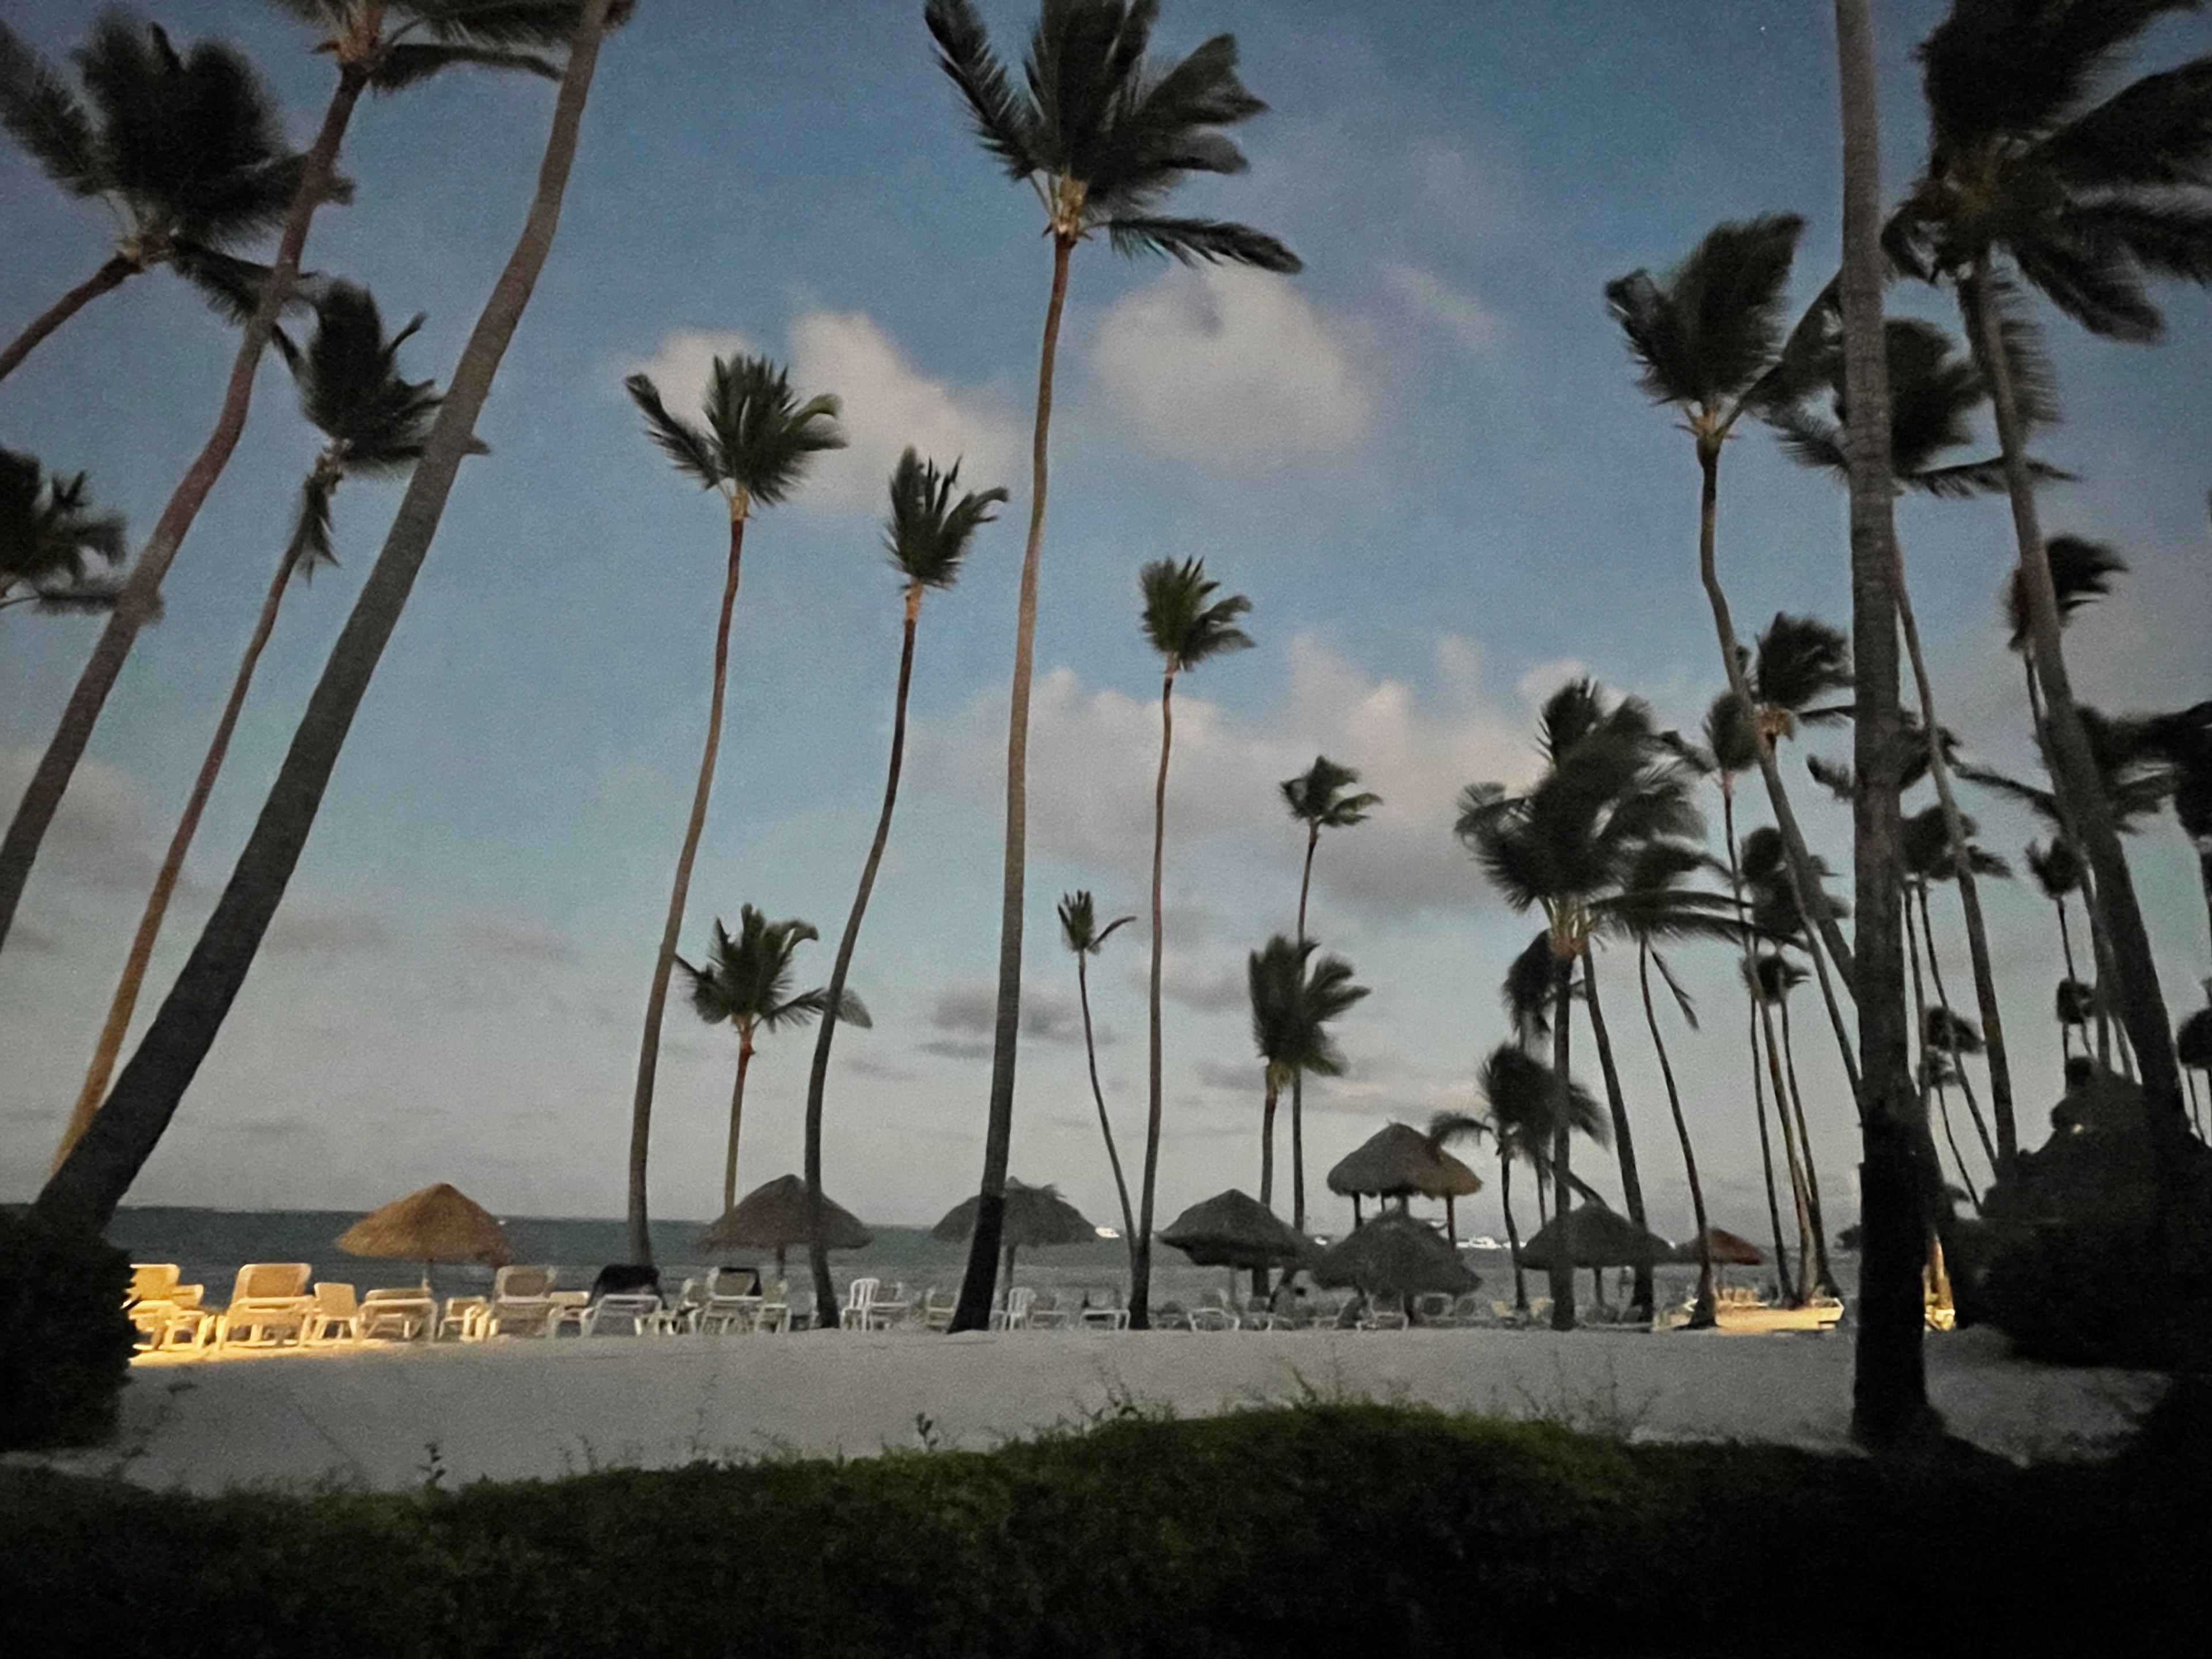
[1094,1226,1120,1239]
[1460,1235,1503,1251]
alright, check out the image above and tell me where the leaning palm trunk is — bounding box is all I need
[36,1,615,1239]
[0,254,135,386]
[1291,823,1317,1230]
[953,232,1075,1334]
[2024,665,2115,1065]
[626,511,746,1266]
[1547,951,1577,1331]
[1074,938,1139,1283]
[1131,661,1180,1331]
[1641,941,1715,1326]
[1756,993,1817,1306]
[0,69,366,960]
[804,585,925,1327]
[1893,563,2016,1166]
[1259,1074,1279,1210]
[1499,1153,1528,1312]
[1581,949,1654,1320]
[1776,995,1837,1293]
[55,540,299,1169]
[1917,889,1998,1170]
[1728,795,1794,1297]
[1961,263,2190,1185]
[721,1035,756,1217]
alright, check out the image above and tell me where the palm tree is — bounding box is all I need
[1457,679,1697,1329]
[55,282,447,1170]
[1891,0,2212,1177]
[801,450,1002,1326]
[2179,1009,2212,1139]
[1132,556,1252,1327]
[1434,1043,1606,1315]
[923,0,1297,1333]
[1278,755,1380,1229]
[37,0,623,1241]
[2142,702,2212,968]
[1059,891,1139,1280]
[0,0,589,963]
[683,908,868,1218]
[1604,214,1859,999]
[620,354,846,1266]
[0,449,127,615]
[1605,837,1748,1328]
[1902,804,2009,1173]
[1247,933,1366,1219]
[0,12,315,382]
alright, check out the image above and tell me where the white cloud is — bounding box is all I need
[788,310,1022,511]
[926,632,1541,919]
[0,745,160,895]
[1381,262,1499,355]
[631,328,752,413]
[1092,266,1370,460]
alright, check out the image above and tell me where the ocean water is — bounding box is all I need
[104,1206,1815,1316]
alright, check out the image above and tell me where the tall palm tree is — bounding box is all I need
[0,0,590,964]
[1891,0,2212,1179]
[801,450,1002,1326]
[1278,754,1380,1229]
[621,354,846,1266]
[1457,679,1697,1329]
[923,0,1297,1333]
[2142,702,2212,967]
[1434,1043,1606,1315]
[683,908,867,1218]
[1903,804,2009,1172]
[0,12,315,382]
[1764,312,2028,1168]
[1059,891,1139,1281]
[0,449,127,615]
[1604,214,1859,999]
[1132,555,1252,1327]
[1247,933,1366,1217]
[56,282,448,1169]
[1605,837,1748,1328]
[37,0,622,1241]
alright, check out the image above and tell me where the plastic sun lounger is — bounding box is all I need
[216,1263,315,1349]
[990,1287,1035,1331]
[358,1287,437,1341]
[303,1283,360,1346]
[484,1266,560,1337]
[579,1292,667,1336]
[126,1264,216,1352]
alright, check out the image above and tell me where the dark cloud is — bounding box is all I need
[263,903,392,959]
[927,982,1084,1046]
[846,1056,921,1084]
[920,1037,992,1063]
[457,916,572,963]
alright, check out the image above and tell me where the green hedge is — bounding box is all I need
[0,1209,134,1451]
[6,1391,2209,1657]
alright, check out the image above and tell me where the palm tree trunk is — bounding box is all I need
[35,5,615,1239]
[1748,1001,1794,1299]
[1641,941,1714,1327]
[1696,454,1858,999]
[1580,948,1653,1320]
[0,253,135,386]
[1758,993,1816,1306]
[723,1036,755,1217]
[954,231,1077,1334]
[1501,1154,1527,1312]
[2054,896,2081,1065]
[1776,994,1837,1293]
[2026,666,2115,1065]
[54,539,297,1169]
[805,586,923,1329]
[1291,822,1317,1231]
[1893,557,2017,1167]
[1075,948,1139,1282]
[1259,1073,1278,1210]
[1917,887,1998,1171]
[1961,262,2191,1191]
[626,510,746,1266]
[0,68,365,962]
[1548,950,1577,1331]
[1131,664,1178,1331]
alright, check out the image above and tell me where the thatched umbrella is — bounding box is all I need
[1325,1122,1483,1240]
[699,1173,873,1278]
[1670,1226,1764,1268]
[1310,1211,1479,1310]
[1518,1202,1673,1308]
[336,1183,514,1286]
[931,1179,1096,1281]
[1160,1188,1315,1298]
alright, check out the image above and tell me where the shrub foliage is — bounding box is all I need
[0,1209,134,1450]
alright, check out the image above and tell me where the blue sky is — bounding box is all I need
[3,1,2208,1240]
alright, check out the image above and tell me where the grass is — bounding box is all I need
[5,1383,2209,1657]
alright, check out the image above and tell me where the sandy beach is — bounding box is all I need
[21,1325,2160,1495]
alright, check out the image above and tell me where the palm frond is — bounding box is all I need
[624,371,726,492]
[699,355,848,508]
[283,473,336,579]
[0,21,101,196]
[884,448,1006,591]
[1752,612,1851,717]
[1139,555,1253,668]
[1605,213,1806,411]
[1103,214,1300,271]
[370,42,559,92]
[2029,52,2212,190]
[411,1,609,49]
[2005,532,2126,647]
[924,0,1040,180]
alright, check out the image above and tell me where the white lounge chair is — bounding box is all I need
[216,1263,314,1349]
[991,1287,1035,1331]
[842,1276,882,1330]
[358,1286,436,1342]
[754,1279,792,1334]
[439,1296,489,1342]
[694,1267,764,1335]
[304,1283,360,1346]
[126,1263,215,1351]
[1077,1289,1130,1331]
[921,1287,957,1333]
[580,1291,665,1336]
[861,1283,916,1331]
[483,1266,558,1337]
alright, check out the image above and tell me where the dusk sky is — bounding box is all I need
[3,0,2207,1242]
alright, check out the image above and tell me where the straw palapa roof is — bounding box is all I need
[1310,1211,1479,1297]
[1517,1202,1673,1270]
[1325,1122,1483,1200]
[699,1174,873,1252]
[1158,1189,1314,1270]
[930,1179,1096,1248]
[336,1183,514,1267]
[1669,1226,1766,1267]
